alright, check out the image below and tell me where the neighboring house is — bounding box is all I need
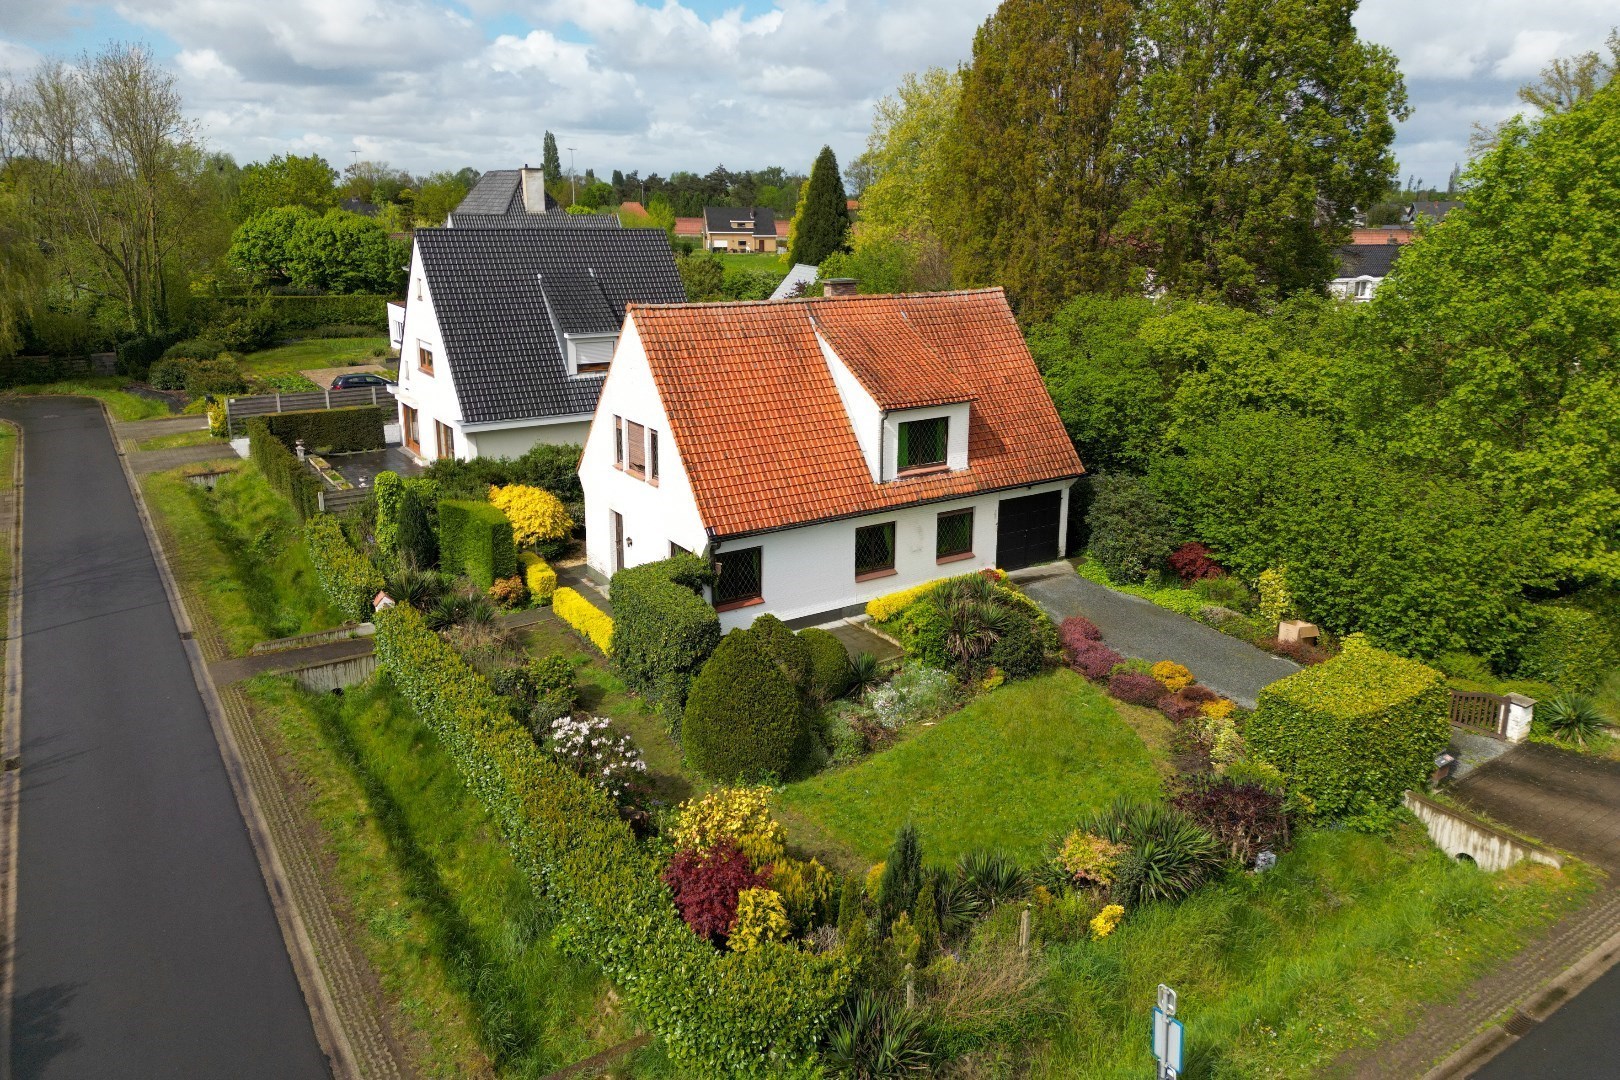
[393,224,685,461]
[340,197,379,217]
[580,287,1085,629]
[446,166,615,229]
[1329,241,1404,302]
[702,207,778,252]
[769,263,820,300]
[1406,200,1461,224]
[1350,226,1414,245]
[674,217,704,240]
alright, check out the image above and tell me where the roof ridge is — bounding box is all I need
[626,286,1007,314]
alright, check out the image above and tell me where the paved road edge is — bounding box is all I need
[102,406,358,1080]
[0,419,25,1080]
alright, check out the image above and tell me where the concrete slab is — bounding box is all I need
[1451,742,1620,870]
[1449,725,1515,780]
[819,619,904,662]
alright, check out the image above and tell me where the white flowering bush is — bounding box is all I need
[865,664,957,730]
[544,715,648,800]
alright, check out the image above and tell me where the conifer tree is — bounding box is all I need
[542,132,562,185]
[789,145,851,267]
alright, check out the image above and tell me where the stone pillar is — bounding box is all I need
[1504,694,1536,743]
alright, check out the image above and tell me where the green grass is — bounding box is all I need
[713,251,790,270]
[141,462,341,653]
[775,670,1164,865]
[245,674,667,1078]
[0,422,14,735]
[2,377,169,420]
[1025,824,1595,1079]
[239,336,391,377]
[137,428,218,451]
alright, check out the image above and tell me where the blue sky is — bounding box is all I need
[3,1,1614,188]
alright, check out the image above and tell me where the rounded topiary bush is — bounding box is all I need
[683,631,807,782]
[800,627,854,704]
[746,613,813,695]
[988,611,1045,680]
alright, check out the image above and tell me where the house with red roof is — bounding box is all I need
[579,285,1085,627]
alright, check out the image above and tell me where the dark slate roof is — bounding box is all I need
[703,206,776,237]
[1333,242,1403,279]
[1407,200,1462,222]
[415,225,686,424]
[340,197,379,217]
[455,169,560,215]
[449,211,620,229]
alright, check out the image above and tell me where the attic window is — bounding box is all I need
[897,417,948,473]
[566,334,617,376]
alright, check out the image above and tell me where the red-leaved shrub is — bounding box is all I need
[1108,671,1167,706]
[1070,641,1124,681]
[1060,616,1102,652]
[1171,777,1289,864]
[1168,542,1224,583]
[661,841,765,943]
[1158,691,1209,723]
[1259,637,1331,665]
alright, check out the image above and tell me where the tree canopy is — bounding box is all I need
[238,153,339,217]
[788,146,851,267]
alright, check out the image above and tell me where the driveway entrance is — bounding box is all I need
[1449,743,1620,870]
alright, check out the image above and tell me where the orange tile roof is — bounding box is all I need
[674,217,704,236]
[1352,227,1413,245]
[628,289,1084,538]
[809,301,974,409]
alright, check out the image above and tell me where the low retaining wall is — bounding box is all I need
[249,622,373,655]
[290,652,380,694]
[1404,790,1562,872]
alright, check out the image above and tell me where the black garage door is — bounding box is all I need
[995,491,1062,571]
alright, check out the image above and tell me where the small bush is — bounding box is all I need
[1192,574,1253,612]
[1158,684,1219,723]
[747,613,813,695]
[893,598,951,669]
[662,842,766,944]
[1086,473,1177,583]
[988,611,1046,680]
[1171,777,1290,864]
[800,628,854,704]
[1053,830,1128,889]
[487,575,528,609]
[1059,616,1102,651]
[553,587,613,655]
[541,714,647,800]
[1074,799,1221,906]
[375,472,440,569]
[527,654,578,725]
[866,580,940,622]
[1260,636,1332,665]
[1150,660,1193,692]
[770,858,836,932]
[1107,671,1166,706]
[1257,567,1295,627]
[1539,694,1607,747]
[438,499,517,588]
[149,355,247,395]
[160,336,226,362]
[1070,641,1125,681]
[729,889,792,952]
[1167,541,1223,582]
[670,787,788,866]
[683,632,807,782]
[610,554,720,722]
[520,551,557,602]
[489,483,573,549]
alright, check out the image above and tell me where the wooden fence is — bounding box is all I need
[316,486,373,515]
[224,385,396,436]
[1449,689,1509,738]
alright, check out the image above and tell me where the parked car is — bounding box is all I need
[330,372,394,390]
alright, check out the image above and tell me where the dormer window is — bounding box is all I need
[897,416,948,474]
[567,333,616,375]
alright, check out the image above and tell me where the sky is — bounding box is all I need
[2,1,1615,190]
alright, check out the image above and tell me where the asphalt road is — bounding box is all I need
[1,398,328,1078]
[1474,961,1620,1078]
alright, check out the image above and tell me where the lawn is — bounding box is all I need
[142,462,342,654]
[775,670,1164,866]
[138,428,218,451]
[1,376,170,421]
[238,336,391,377]
[1024,824,1595,1079]
[246,674,668,1078]
[713,251,789,271]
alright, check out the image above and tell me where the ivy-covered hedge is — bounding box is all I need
[247,417,320,519]
[1248,637,1449,827]
[521,552,558,602]
[438,499,517,587]
[262,406,386,455]
[306,515,385,621]
[610,554,720,723]
[554,587,613,655]
[373,605,846,1072]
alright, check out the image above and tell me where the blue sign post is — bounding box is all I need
[1152,985,1185,1079]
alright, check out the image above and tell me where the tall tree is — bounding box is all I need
[947,0,1135,319]
[238,153,338,217]
[542,131,562,185]
[788,145,850,267]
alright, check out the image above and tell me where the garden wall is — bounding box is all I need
[1403,792,1562,873]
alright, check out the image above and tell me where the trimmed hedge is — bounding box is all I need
[306,515,385,622]
[373,604,845,1072]
[521,552,558,602]
[247,417,320,519]
[190,293,390,333]
[374,471,439,568]
[262,406,386,455]
[1248,637,1449,827]
[683,631,807,782]
[800,627,853,704]
[1514,603,1614,692]
[438,499,517,588]
[554,587,613,655]
[867,581,940,622]
[610,554,719,722]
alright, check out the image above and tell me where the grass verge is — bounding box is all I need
[0,421,14,733]
[245,674,665,1078]
[138,428,218,451]
[240,336,391,377]
[2,377,169,420]
[141,462,341,653]
[775,670,1163,865]
[1025,824,1596,1078]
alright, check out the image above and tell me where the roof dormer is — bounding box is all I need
[539,269,621,377]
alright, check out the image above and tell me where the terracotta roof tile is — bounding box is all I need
[629,289,1084,538]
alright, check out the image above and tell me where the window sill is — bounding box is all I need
[855,568,898,583]
[936,551,976,565]
[895,464,950,479]
[714,596,765,614]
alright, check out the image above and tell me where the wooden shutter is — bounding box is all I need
[627,421,646,476]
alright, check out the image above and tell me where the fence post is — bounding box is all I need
[1504,695,1536,742]
[317,489,326,514]
[275,390,282,414]
[324,388,332,409]
[370,386,378,407]
[225,397,234,437]
[1019,904,1031,956]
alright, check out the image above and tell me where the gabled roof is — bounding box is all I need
[810,301,974,410]
[450,211,620,229]
[415,226,685,425]
[1333,242,1403,279]
[453,169,557,216]
[769,263,819,300]
[703,206,776,237]
[674,217,704,237]
[629,289,1084,538]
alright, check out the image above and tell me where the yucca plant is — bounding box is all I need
[822,990,932,1079]
[926,868,984,937]
[1076,798,1221,906]
[850,652,885,698]
[1541,693,1607,748]
[943,598,1010,669]
[955,848,1029,908]
[384,565,444,611]
[426,593,472,630]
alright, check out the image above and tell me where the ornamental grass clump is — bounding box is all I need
[1074,799,1221,907]
[1540,693,1607,748]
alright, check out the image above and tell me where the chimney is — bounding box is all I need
[520,164,546,214]
[824,278,857,298]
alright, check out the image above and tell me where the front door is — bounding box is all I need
[402,405,419,452]
[612,511,625,573]
[995,491,1062,571]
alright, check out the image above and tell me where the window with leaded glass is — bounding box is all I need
[713,546,762,607]
[936,509,974,560]
[897,416,948,472]
[855,522,896,579]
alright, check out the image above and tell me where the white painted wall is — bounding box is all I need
[581,316,709,580]
[818,332,883,482]
[468,419,590,458]
[881,402,970,480]
[1329,275,1381,302]
[393,243,466,460]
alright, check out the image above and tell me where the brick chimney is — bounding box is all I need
[824,278,857,297]
[520,164,547,214]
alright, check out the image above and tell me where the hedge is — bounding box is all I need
[554,587,613,655]
[262,406,386,455]
[375,471,439,568]
[1513,603,1614,692]
[373,605,845,1072]
[306,515,385,622]
[800,627,853,703]
[1248,637,1449,828]
[438,499,517,588]
[610,554,719,722]
[190,293,390,333]
[866,580,941,622]
[521,552,558,602]
[683,631,808,782]
[247,417,320,519]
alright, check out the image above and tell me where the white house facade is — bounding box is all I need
[581,289,1085,629]
[1328,241,1403,303]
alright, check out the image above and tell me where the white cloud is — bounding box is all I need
[1492,29,1575,78]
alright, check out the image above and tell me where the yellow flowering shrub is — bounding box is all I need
[728,888,792,952]
[670,787,786,865]
[1090,903,1125,940]
[489,483,573,548]
[771,857,835,931]
[553,587,612,655]
[1151,660,1193,693]
[520,551,558,602]
[865,581,939,623]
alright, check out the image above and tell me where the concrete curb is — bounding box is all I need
[0,418,25,1080]
[103,402,357,1080]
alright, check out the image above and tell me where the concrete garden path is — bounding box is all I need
[1015,562,1298,708]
